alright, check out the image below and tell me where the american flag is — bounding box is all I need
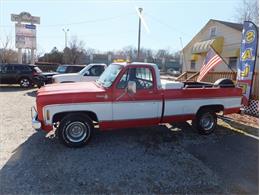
[197,47,223,82]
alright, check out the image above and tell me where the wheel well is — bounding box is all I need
[61,81,75,83]
[197,105,224,115]
[53,111,98,123]
[18,76,31,82]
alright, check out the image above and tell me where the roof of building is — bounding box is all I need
[211,19,243,31]
[182,19,243,51]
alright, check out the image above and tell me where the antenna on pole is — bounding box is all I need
[137,7,142,60]
[135,7,150,60]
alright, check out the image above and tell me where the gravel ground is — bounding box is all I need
[0,86,258,194]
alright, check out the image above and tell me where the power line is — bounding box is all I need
[145,13,193,37]
[0,12,136,28]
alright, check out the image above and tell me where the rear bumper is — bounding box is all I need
[31,107,41,130]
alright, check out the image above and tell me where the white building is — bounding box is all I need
[182,19,258,72]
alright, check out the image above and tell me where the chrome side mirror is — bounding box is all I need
[127,81,136,94]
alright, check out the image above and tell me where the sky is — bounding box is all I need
[0,0,241,55]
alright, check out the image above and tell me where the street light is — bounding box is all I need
[62,28,69,48]
[137,8,143,60]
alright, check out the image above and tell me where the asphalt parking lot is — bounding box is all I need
[0,86,258,194]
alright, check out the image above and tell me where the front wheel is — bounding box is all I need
[192,110,217,135]
[19,78,32,88]
[58,114,93,147]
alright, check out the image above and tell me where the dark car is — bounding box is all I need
[0,63,44,88]
[40,64,86,85]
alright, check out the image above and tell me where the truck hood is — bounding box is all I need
[41,72,59,77]
[53,73,78,79]
[37,82,105,97]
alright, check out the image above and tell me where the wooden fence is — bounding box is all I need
[176,71,259,100]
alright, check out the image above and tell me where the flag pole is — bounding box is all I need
[210,45,235,72]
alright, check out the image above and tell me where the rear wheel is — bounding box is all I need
[192,110,217,135]
[19,78,32,88]
[58,114,93,147]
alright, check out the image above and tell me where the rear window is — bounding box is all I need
[57,66,67,73]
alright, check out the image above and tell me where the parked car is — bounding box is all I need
[167,68,181,76]
[56,64,86,74]
[40,64,87,85]
[32,62,242,147]
[0,63,45,88]
[52,63,107,83]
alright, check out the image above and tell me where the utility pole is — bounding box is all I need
[62,28,69,48]
[137,7,143,60]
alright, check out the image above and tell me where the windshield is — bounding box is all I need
[56,66,67,73]
[97,64,123,88]
[79,65,89,74]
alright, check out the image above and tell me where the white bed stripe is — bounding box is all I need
[43,96,242,125]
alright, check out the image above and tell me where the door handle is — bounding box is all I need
[96,94,108,99]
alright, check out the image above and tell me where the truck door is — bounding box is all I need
[112,66,162,128]
[83,65,105,81]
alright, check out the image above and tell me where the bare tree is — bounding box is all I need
[63,36,86,64]
[0,35,18,63]
[235,0,259,25]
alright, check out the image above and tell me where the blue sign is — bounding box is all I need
[25,24,36,29]
[237,21,258,106]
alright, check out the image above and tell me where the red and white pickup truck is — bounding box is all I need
[32,62,242,147]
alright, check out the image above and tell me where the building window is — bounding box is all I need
[229,57,238,69]
[190,60,196,70]
[210,27,217,38]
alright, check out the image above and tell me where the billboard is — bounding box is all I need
[15,23,36,49]
[237,21,258,106]
[11,12,40,24]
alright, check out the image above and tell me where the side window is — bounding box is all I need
[229,57,238,69]
[210,27,217,38]
[190,60,196,70]
[2,65,14,73]
[14,65,29,72]
[117,67,154,90]
[135,68,154,89]
[73,66,83,73]
[66,66,74,73]
[86,66,105,76]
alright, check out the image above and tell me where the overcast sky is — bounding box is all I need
[1,0,241,54]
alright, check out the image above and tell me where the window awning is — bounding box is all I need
[191,37,224,54]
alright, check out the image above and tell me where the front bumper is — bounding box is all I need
[31,107,41,130]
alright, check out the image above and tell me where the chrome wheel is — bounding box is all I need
[58,114,93,147]
[199,113,214,131]
[20,78,30,87]
[65,121,88,143]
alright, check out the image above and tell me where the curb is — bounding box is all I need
[218,115,259,137]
